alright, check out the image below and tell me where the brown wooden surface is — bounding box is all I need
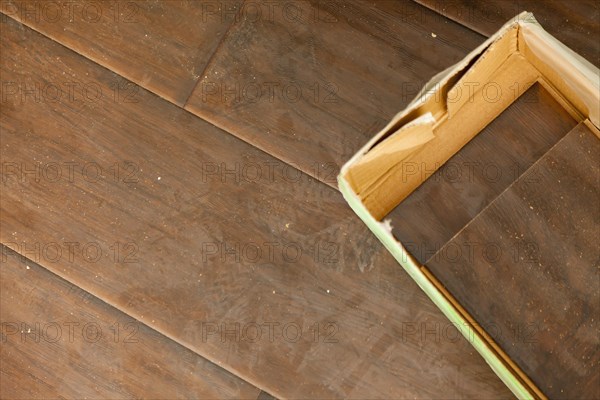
[416,0,600,66]
[0,16,512,399]
[0,245,261,399]
[185,0,485,186]
[1,0,242,105]
[426,123,600,399]
[389,83,577,264]
[3,0,486,187]
[257,390,278,400]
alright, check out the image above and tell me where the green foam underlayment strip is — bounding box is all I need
[338,10,600,398]
[337,175,532,399]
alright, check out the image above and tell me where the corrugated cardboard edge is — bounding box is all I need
[338,11,600,400]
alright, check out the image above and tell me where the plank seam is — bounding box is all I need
[0,17,319,396]
[412,0,491,38]
[0,12,339,191]
[0,244,266,397]
[424,121,584,265]
[181,1,246,107]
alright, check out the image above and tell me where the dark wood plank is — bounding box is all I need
[256,390,278,400]
[416,0,600,66]
[184,0,485,186]
[426,123,600,399]
[0,246,261,399]
[0,17,512,399]
[389,83,577,264]
[1,0,243,105]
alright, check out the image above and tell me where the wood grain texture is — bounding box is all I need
[416,0,600,66]
[184,0,485,186]
[426,123,600,399]
[389,83,577,264]
[0,246,261,399]
[0,17,512,399]
[256,390,278,400]
[1,0,242,105]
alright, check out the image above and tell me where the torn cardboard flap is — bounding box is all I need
[338,11,600,400]
[345,113,435,213]
[341,11,600,220]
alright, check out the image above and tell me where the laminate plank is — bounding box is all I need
[416,0,600,66]
[0,246,261,399]
[256,390,277,400]
[185,0,485,186]
[0,17,512,398]
[426,123,600,399]
[388,83,577,264]
[0,0,243,105]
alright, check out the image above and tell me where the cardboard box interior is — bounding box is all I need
[339,11,599,400]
